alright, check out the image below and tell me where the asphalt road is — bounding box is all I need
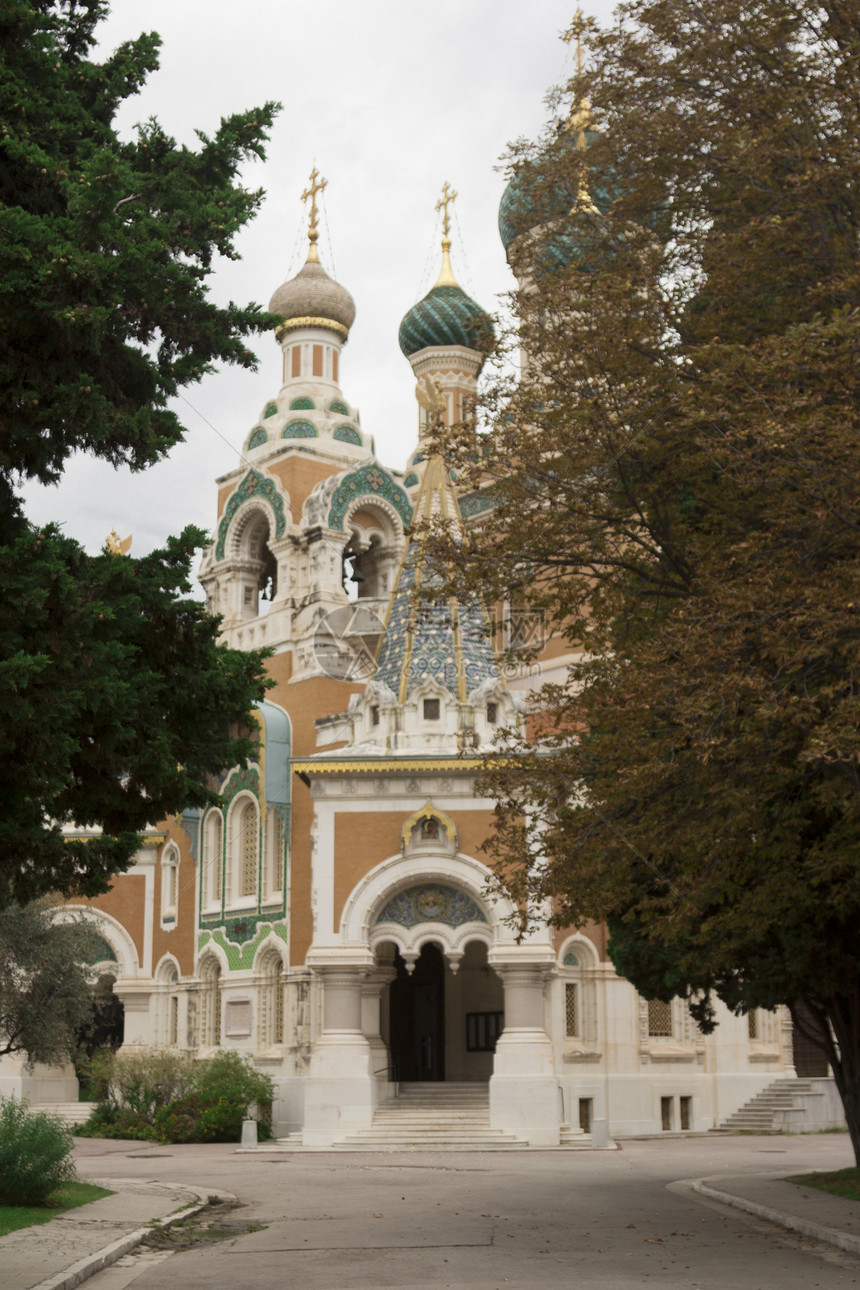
[74,1133,860,1290]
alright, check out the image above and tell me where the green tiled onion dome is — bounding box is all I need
[398,284,493,358]
[498,128,605,255]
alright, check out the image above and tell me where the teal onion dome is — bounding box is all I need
[398,283,494,358]
[498,127,610,259]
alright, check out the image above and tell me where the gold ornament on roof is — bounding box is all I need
[433,181,459,287]
[415,375,447,424]
[300,166,328,264]
[105,530,132,556]
[563,9,600,213]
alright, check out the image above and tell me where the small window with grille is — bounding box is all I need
[648,998,673,1037]
[747,1010,758,1040]
[423,698,440,720]
[486,701,498,724]
[565,982,578,1037]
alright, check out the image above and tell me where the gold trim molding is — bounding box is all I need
[275,315,349,340]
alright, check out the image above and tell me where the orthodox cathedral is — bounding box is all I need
[5,164,823,1146]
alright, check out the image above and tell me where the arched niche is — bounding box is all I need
[229,503,279,619]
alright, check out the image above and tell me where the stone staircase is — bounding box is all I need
[29,1102,97,1126]
[718,1078,816,1133]
[327,1082,528,1150]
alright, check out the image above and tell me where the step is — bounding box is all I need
[29,1102,97,1125]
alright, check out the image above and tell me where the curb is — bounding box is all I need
[29,1186,236,1290]
[692,1176,860,1257]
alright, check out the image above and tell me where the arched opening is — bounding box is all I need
[237,510,278,619]
[77,972,125,1074]
[340,507,400,604]
[384,939,505,1084]
[389,942,446,1082]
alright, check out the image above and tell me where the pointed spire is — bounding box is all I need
[372,378,501,705]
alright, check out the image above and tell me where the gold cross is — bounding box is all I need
[301,167,327,241]
[435,181,457,239]
[564,8,586,79]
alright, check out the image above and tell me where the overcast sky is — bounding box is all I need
[21,0,615,563]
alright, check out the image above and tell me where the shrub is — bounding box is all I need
[100,1048,197,1120]
[82,1048,275,1143]
[0,1097,76,1206]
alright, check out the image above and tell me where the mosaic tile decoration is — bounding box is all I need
[222,766,260,803]
[282,419,318,439]
[398,284,494,358]
[84,934,118,964]
[198,921,287,972]
[374,547,499,699]
[263,401,279,419]
[248,427,268,449]
[329,399,350,415]
[290,396,315,410]
[215,471,287,560]
[459,493,496,519]
[403,472,419,487]
[563,952,580,967]
[333,423,362,446]
[411,452,426,465]
[376,883,487,929]
[327,463,413,532]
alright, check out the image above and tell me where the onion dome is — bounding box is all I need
[498,129,604,253]
[269,167,356,340]
[269,258,356,341]
[399,185,493,357]
[398,282,493,358]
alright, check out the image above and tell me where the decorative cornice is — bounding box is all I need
[292,756,487,777]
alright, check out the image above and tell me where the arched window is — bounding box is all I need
[264,811,285,902]
[160,845,179,924]
[558,940,599,1047]
[199,956,221,1048]
[257,948,284,1049]
[239,800,258,898]
[204,810,223,906]
[226,796,258,904]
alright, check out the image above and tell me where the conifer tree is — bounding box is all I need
[0,1,279,904]
[442,2,860,1157]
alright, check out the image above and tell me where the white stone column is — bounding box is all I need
[362,969,395,1092]
[302,954,375,1146]
[489,957,561,1146]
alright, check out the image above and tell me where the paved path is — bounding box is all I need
[5,1135,860,1290]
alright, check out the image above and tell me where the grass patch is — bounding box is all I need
[787,1167,860,1202]
[0,1182,113,1237]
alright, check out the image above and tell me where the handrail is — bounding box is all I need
[373,1060,400,1098]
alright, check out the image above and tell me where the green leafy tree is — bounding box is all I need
[0,1,279,902]
[0,899,99,1063]
[440,2,860,1158]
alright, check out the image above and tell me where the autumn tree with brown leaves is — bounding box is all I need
[439,2,860,1158]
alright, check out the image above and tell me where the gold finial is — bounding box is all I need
[105,530,132,556]
[300,166,327,264]
[563,10,599,213]
[433,181,459,287]
[563,9,592,148]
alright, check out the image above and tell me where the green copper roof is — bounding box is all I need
[398,284,493,358]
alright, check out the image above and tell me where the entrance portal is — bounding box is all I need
[389,943,445,1081]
